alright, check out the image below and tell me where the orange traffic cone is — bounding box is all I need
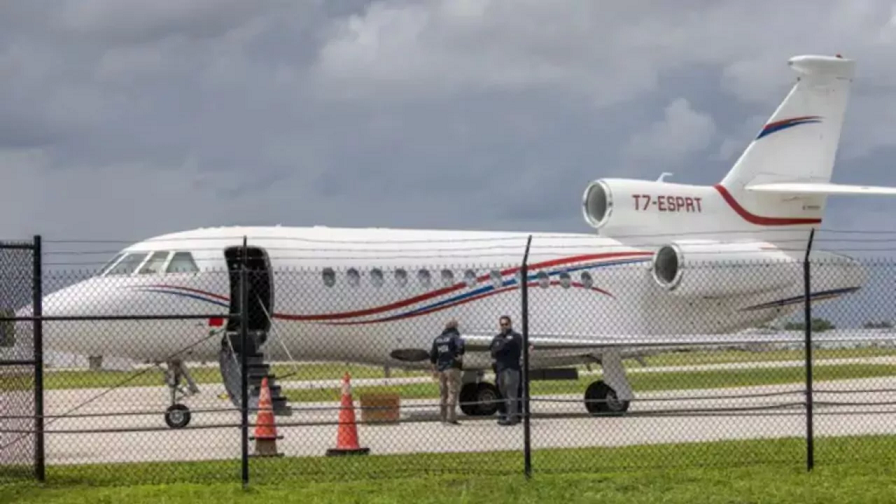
[250,377,283,457]
[326,372,370,456]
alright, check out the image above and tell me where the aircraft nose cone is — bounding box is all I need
[40,278,120,318]
[20,278,121,356]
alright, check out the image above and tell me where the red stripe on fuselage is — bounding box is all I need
[713,184,821,226]
[275,252,649,321]
[323,280,613,326]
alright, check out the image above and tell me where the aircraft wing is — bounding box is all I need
[460,330,896,351]
[745,182,896,196]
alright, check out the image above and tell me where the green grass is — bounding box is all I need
[637,346,896,366]
[4,435,896,503]
[39,363,428,391]
[283,362,896,402]
[30,347,896,392]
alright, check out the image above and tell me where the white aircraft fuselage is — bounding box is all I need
[32,224,862,370]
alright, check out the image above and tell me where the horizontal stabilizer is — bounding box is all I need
[745,182,896,196]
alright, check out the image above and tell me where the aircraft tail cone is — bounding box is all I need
[250,377,283,458]
[326,372,370,456]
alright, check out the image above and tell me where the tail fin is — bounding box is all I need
[720,54,855,191]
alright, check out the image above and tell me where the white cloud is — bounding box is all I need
[715,114,768,162]
[309,1,896,111]
[623,98,716,164]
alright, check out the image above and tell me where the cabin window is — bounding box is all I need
[559,272,571,289]
[418,269,431,287]
[106,253,148,276]
[347,268,360,287]
[441,269,454,286]
[395,269,408,287]
[489,270,502,289]
[322,268,336,287]
[166,252,199,273]
[463,269,477,288]
[370,268,384,287]
[580,271,593,289]
[537,271,550,288]
[138,251,170,275]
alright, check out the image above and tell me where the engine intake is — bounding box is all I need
[652,244,682,288]
[650,241,800,297]
[582,180,613,229]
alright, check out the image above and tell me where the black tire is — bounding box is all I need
[165,404,191,429]
[475,382,500,416]
[459,383,479,416]
[584,380,629,416]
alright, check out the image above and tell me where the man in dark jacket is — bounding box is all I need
[490,315,522,425]
[430,319,465,424]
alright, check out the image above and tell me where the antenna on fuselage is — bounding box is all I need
[657,172,673,182]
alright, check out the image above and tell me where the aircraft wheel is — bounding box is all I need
[165,403,191,429]
[459,383,479,416]
[475,382,500,416]
[584,380,629,416]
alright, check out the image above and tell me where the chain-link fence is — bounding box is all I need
[2,234,896,486]
[0,238,42,484]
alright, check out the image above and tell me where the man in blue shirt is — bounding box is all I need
[490,315,522,425]
[430,319,465,424]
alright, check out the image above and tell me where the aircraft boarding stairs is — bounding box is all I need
[219,329,293,417]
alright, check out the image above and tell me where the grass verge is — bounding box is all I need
[3,435,896,503]
[37,362,425,391]
[31,347,896,391]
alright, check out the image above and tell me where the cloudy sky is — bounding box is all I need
[3,0,896,262]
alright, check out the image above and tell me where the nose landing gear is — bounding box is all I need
[162,359,199,429]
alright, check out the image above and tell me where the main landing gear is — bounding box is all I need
[584,380,630,415]
[457,370,501,416]
[584,350,633,416]
[459,381,501,416]
[457,349,634,418]
[459,378,631,417]
[162,359,200,429]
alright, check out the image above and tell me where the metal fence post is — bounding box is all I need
[803,228,815,472]
[521,235,532,479]
[240,236,250,487]
[32,235,44,482]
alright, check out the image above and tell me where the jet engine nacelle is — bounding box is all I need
[650,241,800,297]
[582,178,715,237]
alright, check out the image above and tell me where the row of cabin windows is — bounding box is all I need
[321,268,596,290]
[100,251,200,276]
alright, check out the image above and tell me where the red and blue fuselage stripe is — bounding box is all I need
[132,253,652,323]
[130,252,859,324]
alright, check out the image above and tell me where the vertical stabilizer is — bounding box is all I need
[714,55,855,247]
[721,55,855,191]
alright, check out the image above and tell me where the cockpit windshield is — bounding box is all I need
[99,250,199,277]
[99,254,125,275]
[105,253,148,276]
[138,251,170,274]
[167,252,199,273]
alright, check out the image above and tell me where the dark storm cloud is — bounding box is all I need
[2,0,896,251]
